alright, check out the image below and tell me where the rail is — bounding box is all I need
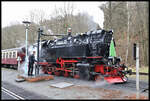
[131,72,148,75]
[2,87,25,100]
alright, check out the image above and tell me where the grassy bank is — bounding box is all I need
[129,66,149,73]
[128,66,149,81]
[128,75,149,81]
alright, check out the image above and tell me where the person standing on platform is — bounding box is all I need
[28,51,37,76]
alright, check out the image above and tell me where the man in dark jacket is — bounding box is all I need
[28,51,37,76]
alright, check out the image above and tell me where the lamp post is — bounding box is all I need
[22,21,31,75]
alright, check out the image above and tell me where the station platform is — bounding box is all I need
[17,74,54,82]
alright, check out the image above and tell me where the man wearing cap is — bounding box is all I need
[28,51,37,76]
[67,28,72,36]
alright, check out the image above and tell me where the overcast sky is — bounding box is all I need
[2,1,106,28]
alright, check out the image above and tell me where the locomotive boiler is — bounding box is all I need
[38,29,132,83]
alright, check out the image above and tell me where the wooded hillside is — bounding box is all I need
[99,1,149,66]
[2,2,149,67]
[2,3,98,49]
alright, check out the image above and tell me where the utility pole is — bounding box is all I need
[133,43,140,99]
[136,43,140,99]
[22,21,31,75]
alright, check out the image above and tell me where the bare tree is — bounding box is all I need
[29,9,46,25]
[125,2,130,64]
[99,1,149,66]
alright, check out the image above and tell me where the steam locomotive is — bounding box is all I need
[1,27,132,83]
[38,29,132,83]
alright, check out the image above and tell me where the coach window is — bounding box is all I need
[7,52,8,58]
[3,53,5,59]
[9,52,12,58]
[1,52,3,59]
[13,52,16,58]
[11,52,13,58]
[7,52,9,58]
[1,52,4,59]
[5,53,7,58]
[6,52,8,59]
[3,53,4,59]
[6,52,8,58]
[13,52,15,58]
[3,52,5,59]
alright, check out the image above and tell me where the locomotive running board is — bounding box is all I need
[104,76,126,84]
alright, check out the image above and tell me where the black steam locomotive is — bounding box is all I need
[38,29,132,83]
[41,30,111,61]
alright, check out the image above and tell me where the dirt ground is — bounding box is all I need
[1,68,149,99]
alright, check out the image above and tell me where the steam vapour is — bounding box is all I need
[19,44,39,75]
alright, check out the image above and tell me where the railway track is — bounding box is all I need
[2,66,149,75]
[2,67,148,93]
[2,67,148,99]
[132,72,148,75]
[128,80,149,93]
[2,87,25,100]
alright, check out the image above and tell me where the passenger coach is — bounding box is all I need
[1,47,25,68]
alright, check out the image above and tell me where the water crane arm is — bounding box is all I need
[41,33,66,36]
